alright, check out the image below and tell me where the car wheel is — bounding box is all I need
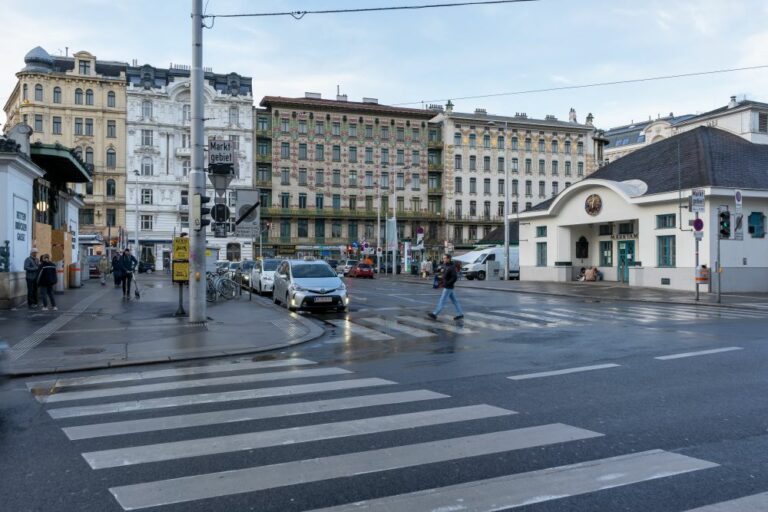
[478,271,486,280]
[466,276,474,281]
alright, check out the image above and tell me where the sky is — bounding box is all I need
[3,0,768,129]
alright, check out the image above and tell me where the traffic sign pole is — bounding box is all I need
[695,212,700,302]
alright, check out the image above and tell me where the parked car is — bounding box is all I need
[240,260,255,286]
[460,246,520,280]
[273,259,348,312]
[325,259,339,271]
[227,261,242,280]
[88,255,102,278]
[250,258,280,295]
[348,263,374,279]
[336,259,358,276]
[216,260,230,273]
[138,260,155,273]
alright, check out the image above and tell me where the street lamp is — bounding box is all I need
[133,169,140,254]
[489,121,510,280]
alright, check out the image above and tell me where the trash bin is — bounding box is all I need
[69,263,82,288]
[80,255,90,282]
[55,261,65,293]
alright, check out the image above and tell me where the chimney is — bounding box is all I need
[445,100,454,114]
[586,113,594,126]
[304,92,322,100]
[728,95,738,108]
[362,97,378,104]
[569,108,577,123]
[474,108,487,115]
[336,94,348,102]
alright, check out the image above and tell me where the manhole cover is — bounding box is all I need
[64,347,106,355]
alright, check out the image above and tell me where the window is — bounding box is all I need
[396,149,405,165]
[619,222,634,235]
[536,242,547,267]
[22,84,28,101]
[107,120,116,138]
[657,235,676,267]
[347,146,356,163]
[331,122,340,136]
[525,159,532,173]
[552,161,558,176]
[551,140,558,153]
[75,88,83,104]
[483,156,491,171]
[349,170,358,187]
[298,193,307,209]
[142,100,152,118]
[511,158,519,172]
[316,194,324,210]
[315,120,325,135]
[483,178,491,195]
[298,120,307,134]
[79,59,91,75]
[483,201,491,219]
[182,159,191,176]
[525,138,532,151]
[53,87,62,104]
[364,171,372,188]
[760,113,768,133]
[34,84,43,101]
[538,138,545,152]
[497,136,505,149]
[539,159,546,175]
[52,116,61,134]
[141,129,153,146]
[298,219,308,237]
[141,157,153,176]
[333,194,341,210]
[599,241,613,266]
[599,224,612,236]
[333,170,341,186]
[512,201,518,213]
[281,168,290,185]
[565,182,571,188]
[498,157,505,172]
[106,149,116,168]
[349,123,358,137]
[412,173,420,191]
[577,142,584,155]
[525,180,532,196]
[315,144,325,161]
[349,222,358,239]
[349,195,357,210]
[577,162,584,176]
[512,179,518,196]
[469,225,477,240]
[365,124,373,138]
[565,140,571,154]
[381,172,389,189]
[565,161,572,176]
[455,177,462,194]
[280,118,290,133]
[381,126,389,139]
[183,134,192,148]
[140,215,153,230]
[454,200,463,218]
[85,181,93,195]
[454,155,462,170]
[483,134,491,148]
[412,127,420,140]
[469,156,476,171]
[80,208,94,225]
[536,226,547,237]
[365,147,373,163]
[280,192,290,208]
[85,147,94,165]
[34,114,43,132]
[281,142,290,159]
[85,89,94,105]
[397,127,404,141]
[227,106,239,125]
[298,143,308,160]
[107,91,115,108]
[469,134,476,148]
[397,173,404,189]
[141,189,153,205]
[538,181,545,197]
[469,201,477,216]
[748,212,766,238]
[656,214,676,229]
[315,169,325,186]
[498,179,504,195]
[298,168,308,186]
[106,208,116,227]
[469,177,477,194]
[85,118,93,136]
[454,132,462,145]
[552,182,559,196]
[412,150,421,166]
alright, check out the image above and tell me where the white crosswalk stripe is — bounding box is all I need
[326,319,394,340]
[685,491,768,511]
[360,316,435,337]
[397,315,475,334]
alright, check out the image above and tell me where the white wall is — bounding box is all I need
[0,160,37,272]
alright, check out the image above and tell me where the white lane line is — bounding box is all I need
[306,449,718,512]
[685,491,768,511]
[109,423,603,510]
[38,367,351,403]
[397,316,475,334]
[508,363,621,381]
[47,378,395,419]
[63,390,449,440]
[326,319,394,341]
[360,317,434,338]
[27,358,317,391]
[655,347,743,360]
[84,404,515,469]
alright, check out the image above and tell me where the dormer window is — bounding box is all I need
[758,112,768,133]
[79,60,91,75]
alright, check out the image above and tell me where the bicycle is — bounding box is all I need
[206,270,239,302]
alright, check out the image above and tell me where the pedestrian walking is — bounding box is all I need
[36,254,58,311]
[111,253,122,287]
[23,248,39,309]
[98,254,110,286]
[428,254,464,321]
[117,248,138,300]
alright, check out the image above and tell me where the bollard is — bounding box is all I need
[54,261,65,293]
[69,263,82,288]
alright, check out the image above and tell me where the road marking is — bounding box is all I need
[397,316,475,334]
[27,358,317,391]
[109,424,602,510]
[655,347,743,360]
[63,390,449,440]
[508,363,621,380]
[84,404,514,469]
[491,310,557,324]
[306,449,717,511]
[46,378,396,419]
[685,491,768,511]
[467,311,548,327]
[458,316,511,331]
[361,317,434,338]
[38,367,352,403]
[326,319,394,341]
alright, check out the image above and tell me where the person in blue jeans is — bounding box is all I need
[428,254,464,321]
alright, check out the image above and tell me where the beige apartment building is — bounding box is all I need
[255,94,437,258]
[3,47,127,252]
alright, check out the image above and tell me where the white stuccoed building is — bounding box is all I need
[125,64,253,269]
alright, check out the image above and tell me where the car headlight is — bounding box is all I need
[289,283,305,292]
[337,282,346,291]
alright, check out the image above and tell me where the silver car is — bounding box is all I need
[250,258,280,295]
[273,260,349,312]
[336,259,358,276]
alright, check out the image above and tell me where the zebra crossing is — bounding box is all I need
[323,303,766,343]
[26,355,764,511]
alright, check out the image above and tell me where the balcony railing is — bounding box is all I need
[255,179,272,188]
[255,129,272,138]
[427,187,443,195]
[428,139,443,148]
[261,207,443,220]
[445,212,505,223]
[255,154,272,162]
[175,147,191,158]
[428,163,444,171]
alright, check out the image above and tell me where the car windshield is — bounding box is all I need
[262,260,280,271]
[347,260,358,266]
[241,261,255,271]
[292,263,336,278]
[229,263,239,269]
[472,254,488,264]
[358,264,371,269]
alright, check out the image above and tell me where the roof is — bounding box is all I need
[604,114,694,149]
[445,111,593,131]
[676,99,768,127]
[29,142,92,183]
[478,222,519,244]
[260,96,434,118]
[527,126,768,212]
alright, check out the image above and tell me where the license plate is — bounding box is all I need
[314,297,332,303]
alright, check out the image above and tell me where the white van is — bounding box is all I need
[461,246,519,280]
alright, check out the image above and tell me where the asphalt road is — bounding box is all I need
[2,277,768,512]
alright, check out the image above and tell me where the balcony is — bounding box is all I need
[428,187,443,195]
[175,147,191,158]
[177,204,189,213]
[445,212,505,224]
[255,179,272,188]
[428,163,444,171]
[255,153,272,163]
[428,139,443,149]
[255,129,272,138]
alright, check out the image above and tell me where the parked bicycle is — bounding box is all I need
[206,270,239,302]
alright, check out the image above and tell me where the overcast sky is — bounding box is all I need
[3,0,768,129]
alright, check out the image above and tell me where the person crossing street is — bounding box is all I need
[117,248,138,300]
[428,254,464,321]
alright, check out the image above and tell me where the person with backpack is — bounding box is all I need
[98,254,111,286]
[428,254,464,321]
[111,254,122,287]
[117,248,138,300]
[36,254,58,311]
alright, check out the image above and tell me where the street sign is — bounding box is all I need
[214,222,227,238]
[212,203,230,223]
[693,218,704,231]
[694,231,704,240]
[691,189,705,213]
[208,140,235,166]
[734,190,743,214]
[735,213,744,241]
[172,237,190,260]
[172,260,190,282]
[376,247,382,254]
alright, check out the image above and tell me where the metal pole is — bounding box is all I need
[134,170,139,253]
[694,212,700,301]
[376,186,381,275]
[717,224,722,304]
[391,181,396,276]
[503,124,510,281]
[189,0,206,322]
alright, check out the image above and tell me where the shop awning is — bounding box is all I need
[29,142,91,183]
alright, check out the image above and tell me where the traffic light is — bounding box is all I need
[191,193,211,231]
[718,210,731,239]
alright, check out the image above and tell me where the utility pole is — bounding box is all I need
[503,125,510,281]
[189,0,206,323]
[376,183,381,275]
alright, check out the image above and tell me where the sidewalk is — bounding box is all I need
[2,274,324,376]
[392,273,768,309]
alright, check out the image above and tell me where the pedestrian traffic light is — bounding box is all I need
[191,193,211,231]
[718,210,731,239]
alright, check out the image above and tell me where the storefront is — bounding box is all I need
[518,127,768,292]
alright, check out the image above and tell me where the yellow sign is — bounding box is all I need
[173,237,190,260]
[172,261,190,282]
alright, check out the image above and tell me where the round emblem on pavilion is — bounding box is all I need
[585,194,603,216]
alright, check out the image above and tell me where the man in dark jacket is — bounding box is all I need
[24,248,39,309]
[117,248,138,299]
[428,254,464,320]
[36,254,58,311]
[111,254,121,287]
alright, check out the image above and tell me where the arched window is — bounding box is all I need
[85,147,94,165]
[73,147,83,159]
[229,106,239,125]
[107,91,116,108]
[53,87,61,104]
[142,100,152,118]
[106,179,116,198]
[106,148,116,168]
[85,89,94,105]
[75,88,83,105]
[22,84,28,100]
[34,84,43,101]
[226,243,241,261]
[141,156,153,176]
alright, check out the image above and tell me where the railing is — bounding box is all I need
[445,213,505,223]
[255,179,272,188]
[255,154,272,162]
[427,139,443,148]
[255,129,272,138]
[261,207,443,220]
[428,163,444,171]
[175,147,191,158]
[427,187,443,195]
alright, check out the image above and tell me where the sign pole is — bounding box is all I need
[695,212,700,302]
